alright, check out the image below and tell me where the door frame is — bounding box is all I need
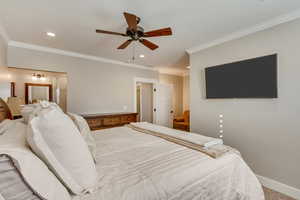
[133,77,158,123]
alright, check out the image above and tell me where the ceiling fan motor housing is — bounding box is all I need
[126,26,144,40]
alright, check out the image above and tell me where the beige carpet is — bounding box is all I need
[263,187,296,200]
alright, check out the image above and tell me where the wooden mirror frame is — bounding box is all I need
[25,83,53,104]
[11,82,16,97]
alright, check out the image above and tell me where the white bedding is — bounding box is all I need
[73,126,264,200]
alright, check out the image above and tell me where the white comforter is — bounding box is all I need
[73,127,264,200]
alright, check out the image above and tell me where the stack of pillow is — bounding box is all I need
[0,101,98,200]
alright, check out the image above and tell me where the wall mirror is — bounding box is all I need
[25,83,53,104]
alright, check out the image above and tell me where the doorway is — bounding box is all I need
[134,78,174,128]
[0,68,68,119]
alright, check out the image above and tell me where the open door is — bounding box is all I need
[153,83,173,128]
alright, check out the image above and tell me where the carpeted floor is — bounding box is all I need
[263,187,296,200]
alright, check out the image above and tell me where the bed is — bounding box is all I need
[73,126,264,200]
[0,102,264,200]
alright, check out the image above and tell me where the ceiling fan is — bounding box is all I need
[96,12,172,50]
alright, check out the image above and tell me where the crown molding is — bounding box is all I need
[186,9,300,54]
[0,23,9,43]
[8,41,158,71]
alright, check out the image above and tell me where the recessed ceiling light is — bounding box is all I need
[47,32,56,37]
[139,54,145,58]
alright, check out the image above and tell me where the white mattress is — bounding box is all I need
[73,126,264,200]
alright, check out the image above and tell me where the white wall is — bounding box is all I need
[0,35,6,67]
[0,82,10,100]
[0,34,11,95]
[8,46,158,114]
[0,34,8,84]
[190,18,300,189]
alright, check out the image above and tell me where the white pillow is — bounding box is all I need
[21,102,63,124]
[0,119,16,135]
[0,121,71,200]
[27,108,98,195]
[68,113,96,162]
[20,105,36,124]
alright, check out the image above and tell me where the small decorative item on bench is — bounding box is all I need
[82,112,138,130]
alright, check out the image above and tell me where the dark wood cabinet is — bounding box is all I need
[82,112,138,130]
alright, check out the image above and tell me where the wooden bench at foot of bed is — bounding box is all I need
[82,112,138,130]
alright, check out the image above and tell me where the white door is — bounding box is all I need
[154,83,173,127]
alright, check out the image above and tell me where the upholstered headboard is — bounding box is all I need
[0,98,12,122]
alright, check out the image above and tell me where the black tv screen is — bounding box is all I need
[205,54,277,98]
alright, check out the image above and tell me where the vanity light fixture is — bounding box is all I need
[47,32,56,37]
[139,54,145,58]
[32,75,37,81]
[32,73,46,81]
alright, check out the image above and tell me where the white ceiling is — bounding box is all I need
[1,0,300,74]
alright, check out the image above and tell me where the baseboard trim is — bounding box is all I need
[256,174,300,199]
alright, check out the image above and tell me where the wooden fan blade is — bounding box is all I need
[124,12,138,31]
[117,40,133,49]
[144,27,172,37]
[96,29,127,36]
[139,39,159,50]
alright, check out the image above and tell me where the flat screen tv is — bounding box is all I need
[205,54,277,99]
